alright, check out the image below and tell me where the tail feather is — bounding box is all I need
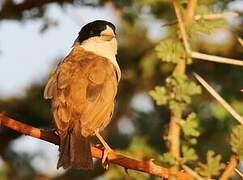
[57,127,93,170]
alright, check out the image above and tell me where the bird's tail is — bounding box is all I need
[57,124,93,170]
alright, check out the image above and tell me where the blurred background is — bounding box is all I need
[0,0,243,179]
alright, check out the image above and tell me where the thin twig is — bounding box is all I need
[173,1,243,67]
[0,113,193,179]
[195,12,239,20]
[238,37,243,47]
[219,155,238,180]
[172,0,191,54]
[182,165,204,180]
[235,168,243,178]
[193,73,243,124]
[161,12,239,28]
[191,51,243,67]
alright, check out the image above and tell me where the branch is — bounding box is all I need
[172,1,243,67]
[172,0,191,54]
[191,52,243,67]
[220,155,238,180]
[235,168,243,178]
[193,73,243,125]
[195,12,239,20]
[182,165,204,180]
[238,37,243,47]
[184,0,198,24]
[167,1,198,179]
[0,113,193,179]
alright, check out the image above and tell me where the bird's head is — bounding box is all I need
[75,20,118,64]
[76,20,116,43]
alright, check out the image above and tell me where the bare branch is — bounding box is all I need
[172,1,243,67]
[0,113,193,179]
[172,0,191,54]
[167,115,181,161]
[195,12,239,20]
[182,165,204,180]
[235,168,243,178]
[191,51,243,67]
[193,73,243,125]
[238,37,243,47]
[220,155,238,180]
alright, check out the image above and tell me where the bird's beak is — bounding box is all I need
[100,26,115,41]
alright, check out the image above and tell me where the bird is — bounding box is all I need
[43,20,120,170]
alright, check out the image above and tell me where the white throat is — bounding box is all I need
[80,37,117,63]
[80,36,121,80]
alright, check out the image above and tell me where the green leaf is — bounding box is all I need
[196,150,225,178]
[149,86,168,105]
[159,152,176,166]
[181,145,198,164]
[188,5,227,36]
[230,125,243,160]
[155,39,185,64]
[166,74,201,104]
[150,75,201,115]
[188,19,227,36]
[181,112,200,138]
[169,100,186,116]
[189,138,198,145]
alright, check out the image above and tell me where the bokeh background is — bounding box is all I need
[0,0,243,179]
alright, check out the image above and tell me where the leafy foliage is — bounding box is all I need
[156,39,185,64]
[188,19,227,36]
[230,125,243,160]
[159,152,176,166]
[181,113,200,138]
[181,145,198,164]
[149,86,167,105]
[150,74,201,115]
[187,4,227,36]
[196,150,225,178]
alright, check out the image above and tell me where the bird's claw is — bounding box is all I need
[101,148,113,170]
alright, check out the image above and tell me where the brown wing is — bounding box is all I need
[44,46,118,137]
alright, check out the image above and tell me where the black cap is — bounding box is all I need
[76,20,116,43]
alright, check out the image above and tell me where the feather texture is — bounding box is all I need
[44,45,119,169]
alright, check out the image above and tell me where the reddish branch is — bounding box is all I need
[0,113,192,179]
[220,155,238,180]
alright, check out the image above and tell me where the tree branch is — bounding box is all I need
[0,113,193,179]
[220,155,238,180]
[172,0,243,67]
[193,73,243,125]
[166,1,198,179]
[184,0,198,24]
[172,0,191,54]
[195,12,239,20]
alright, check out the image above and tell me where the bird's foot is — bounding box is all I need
[94,129,114,169]
[101,147,114,170]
